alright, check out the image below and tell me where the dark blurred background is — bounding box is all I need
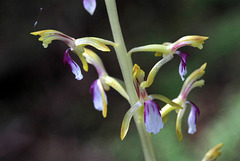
[1,0,240,160]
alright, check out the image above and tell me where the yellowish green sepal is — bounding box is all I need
[140,54,173,88]
[75,37,111,52]
[121,101,143,140]
[128,44,170,56]
[103,75,129,102]
[149,94,183,110]
[31,30,75,48]
[90,37,116,47]
[202,143,223,161]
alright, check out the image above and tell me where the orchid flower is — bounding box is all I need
[83,0,96,15]
[31,30,115,80]
[161,63,206,141]
[120,64,182,140]
[128,36,208,88]
[31,30,128,118]
[83,48,129,118]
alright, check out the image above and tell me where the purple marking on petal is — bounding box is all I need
[144,100,163,134]
[187,101,200,134]
[171,42,192,52]
[83,0,96,15]
[176,51,189,81]
[90,79,108,111]
[63,49,83,80]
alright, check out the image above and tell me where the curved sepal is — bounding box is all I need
[176,104,187,142]
[202,143,223,161]
[171,36,209,52]
[179,63,206,101]
[76,49,88,72]
[83,48,107,77]
[90,37,116,47]
[149,94,183,110]
[128,44,170,56]
[140,54,173,88]
[121,101,143,140]
[31,30,75,48]
[103,76,129,102]
[75,37,110,52]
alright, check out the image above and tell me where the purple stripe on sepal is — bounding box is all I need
[187,101,200,134]
[176,51,189,81]
[144,100,164,134]
[63,49,83,80]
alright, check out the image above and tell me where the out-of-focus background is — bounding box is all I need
[1,0,240,160]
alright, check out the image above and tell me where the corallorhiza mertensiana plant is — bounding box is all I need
[31,0,223,160]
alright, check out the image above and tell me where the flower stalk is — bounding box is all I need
[104,0,156,160]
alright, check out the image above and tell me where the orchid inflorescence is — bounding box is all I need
[31,1,221,160]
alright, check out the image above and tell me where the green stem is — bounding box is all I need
[104,0,156,161]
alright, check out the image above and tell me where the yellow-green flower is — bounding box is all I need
[31,30,128,118]
[84,48,129,118]
[161,63,206,141]
[120,64,182,140]
[31,29,114,79]
[128,36,208,88]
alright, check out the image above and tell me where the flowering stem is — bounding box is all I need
[104,0,156,160]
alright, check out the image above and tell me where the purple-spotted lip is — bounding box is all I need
[144,100,163,134]
[144,100,161,123]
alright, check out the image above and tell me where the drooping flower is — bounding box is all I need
[83,48,129,118]
[120,64,182,140]
[83,0,96,15]
[31,29,114,80]
[128,36,208,88]
[161,63,206,141]
[31,30,128,118]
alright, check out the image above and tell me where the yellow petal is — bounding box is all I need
[179,63,207,99]
[31,30,75,48]
[141,54,173,88]
[97,80,108,118]
[75,38,110,52]
[171,36,209,52]
[128,44,170,56]
[90,37,116,47]
[103,76,129,102]
[202,143,223,161]
[83,48,108,77]
[176,105,187,142]
[149,94,183,109]
[160,97,183,118]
